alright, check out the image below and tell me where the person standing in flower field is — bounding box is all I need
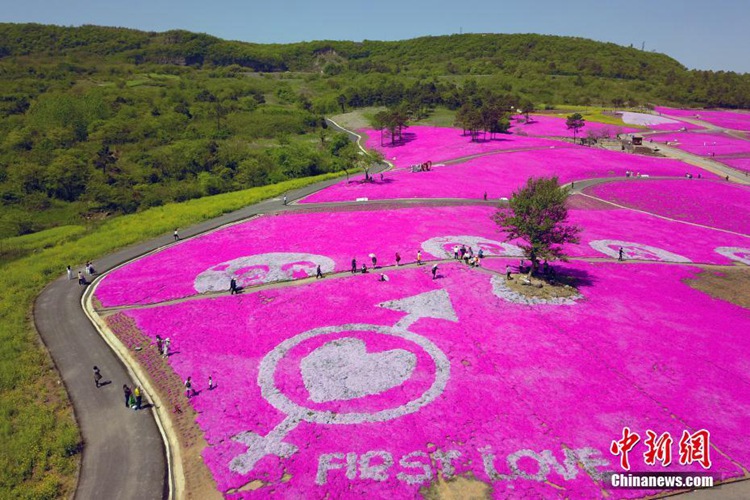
[431,264,438,280]
[208,376,214,391]
[184,377,194,398]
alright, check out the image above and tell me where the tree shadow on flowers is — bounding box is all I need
[380,132,417,147]
[553,266,596,291]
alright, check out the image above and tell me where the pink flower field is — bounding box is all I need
[302,145,715,204]
[721,158,750,174]
[120,260,750,498]
[362,126,569,169]
[650,132,750,156]
[95,206,506,307]
[655,107,750,132]
[94,193,746,308]
[511,115,640,137]
[588,179,750,235]
[93,115,750,498]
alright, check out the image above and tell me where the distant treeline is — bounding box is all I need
[2,23,750,237]
[2,23,749,108]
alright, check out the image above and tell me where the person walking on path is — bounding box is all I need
[431,264,438,280]
[78,271,86,286]
[506,265,512,280]
[134,386,142,410]
[395,252,401,266]
[351,258,357,274]
[184,377,194,398]
[155,335,163,354]
[162,338,170,358]
[93,366,102,388]
[417,250,422,265]
[283,194,288,205]
[67,265,73,280]
[453,246,459,260]
[618,247,624,262]
[86,261,96,275]
[371,254,377,268]
[316,264,323,279]
[174,228,180,241]
[483,192,487,201]
[230,277,238,294]
[361,263,367,274]
[123,385,132,408]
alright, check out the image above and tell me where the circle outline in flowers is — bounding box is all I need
[421,235,523,259]
[589,240,691,263]
[194,252,336,292]
[258,323,450,425]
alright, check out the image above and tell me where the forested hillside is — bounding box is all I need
[1,23,750,238]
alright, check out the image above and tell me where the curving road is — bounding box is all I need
[34,120,750,499]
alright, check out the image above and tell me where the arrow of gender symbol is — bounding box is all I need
[379,289,458,329]
[229,289,457,475]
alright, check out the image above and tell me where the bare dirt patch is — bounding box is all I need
[504,272,583,301]
[684,266,750,309]
[420,473,492,499]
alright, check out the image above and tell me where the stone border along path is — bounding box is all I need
[33,119,750,500]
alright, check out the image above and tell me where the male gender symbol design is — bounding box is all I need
[229,289,457,475]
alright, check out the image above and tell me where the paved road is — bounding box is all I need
[34,124,749,499]
[32,175,371,500]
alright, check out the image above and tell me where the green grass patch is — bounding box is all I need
[0,172,343,498]
[0,225,87,265]
[413,107,457,128]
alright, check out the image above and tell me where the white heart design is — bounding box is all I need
[301,337,416,403]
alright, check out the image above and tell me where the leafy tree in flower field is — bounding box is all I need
[493,177,581,275]
[566,113,586,141]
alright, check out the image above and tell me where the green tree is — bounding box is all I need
[493,177,581,274]
[519,98,535,122]
[566,113,585,142]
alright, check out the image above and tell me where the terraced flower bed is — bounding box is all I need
[587,179,750,236]
[655,107,750,132]
[92,119,750,499]
[650,132,750,156]
[302,144,714,204]
[113,261,749,498]
[511,114,640,137]
[362,125,568,169]
[721,157,750,174]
